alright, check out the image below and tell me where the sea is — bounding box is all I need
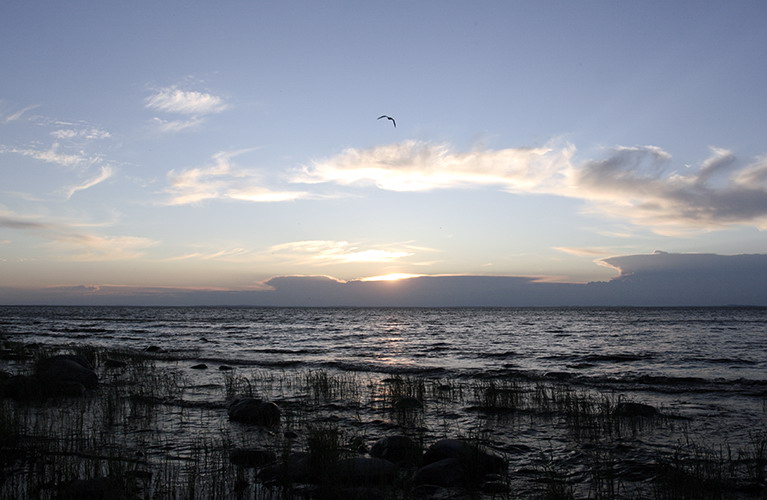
[1,306,766,496]
[1,306,765,387]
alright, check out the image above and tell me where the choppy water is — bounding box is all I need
[1,306,766,391]
[2,306,766,497]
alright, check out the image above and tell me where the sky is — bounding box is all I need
[1,1,767,306]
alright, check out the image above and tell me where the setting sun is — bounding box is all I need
[359,273,423,282]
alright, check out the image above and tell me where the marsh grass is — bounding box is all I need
[0,340,765,499]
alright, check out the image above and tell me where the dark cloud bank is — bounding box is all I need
[2,252,766,307]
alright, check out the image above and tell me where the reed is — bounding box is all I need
[0,341,764,499]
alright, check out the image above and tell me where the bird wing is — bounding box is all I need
[377,115,387,120]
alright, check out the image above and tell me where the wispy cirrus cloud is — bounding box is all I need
[145,84,228,133]
[145,87,228,115]
[51,127,111,140]
[0,143,101,168]
[64,165,116,199]
[0,102,40,124]
[164,150,312,205]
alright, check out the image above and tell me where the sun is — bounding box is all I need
[359,273,423,282]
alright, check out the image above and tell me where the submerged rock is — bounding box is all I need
[228,398,281,426]
[190,363,208,370]
[369,435,422,465]
[613,402,658,418]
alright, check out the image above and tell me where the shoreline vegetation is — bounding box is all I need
[0,338,765,499]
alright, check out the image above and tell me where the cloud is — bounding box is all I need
[295,141,767,233]
[2,252,764,306]
[268,240,414,265]
[568,146,767,232]
[0,143,101,168]
[0,103,40,124]
[164,150,312,205]
[151,116,204,133]
[294,140,573,193]
[553,247,616,257]
[145,86,228,115]
[0,211,156,261]
[64,165,116,199]
[51,127,111,140]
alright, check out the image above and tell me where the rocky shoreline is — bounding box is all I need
[1,339,765,499]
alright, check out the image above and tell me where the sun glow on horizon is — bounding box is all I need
[359,273,423,282]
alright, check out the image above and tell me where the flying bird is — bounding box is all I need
[377,115,396,127]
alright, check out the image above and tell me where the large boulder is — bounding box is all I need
[369,435,422,465]
[331,457,395,486]
[413,457,463,487]
[36,355,98,389]
[228,398,281,426]
[259,452,312,484]
[422,439,505,484]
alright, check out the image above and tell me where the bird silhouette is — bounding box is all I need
[377,115,396,127]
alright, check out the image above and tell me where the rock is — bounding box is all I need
[482,480,510,494]
[219,365,233,371]
[144,346,164,353]
[57,476,126,500]
[229,448,277,468]
[613,402,658,418]
[259,452,312,484]
[393,396,424,410]
[332,457,395,486]
[369,435,422,465]
[190,363,208,370]
[49,381,87,398]
[3,375,46,400]
[413,457,463,486]
[422,439,505,484]
[36,355,98,389]
[228,398,281,426]
[335,487,387,500]
[104,359,127,369]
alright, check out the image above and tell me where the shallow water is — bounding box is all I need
[1,306,766,497]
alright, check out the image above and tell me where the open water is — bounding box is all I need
[2,306,766,429]
[1,306,765,390]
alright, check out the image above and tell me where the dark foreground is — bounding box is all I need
[0,339,765,499]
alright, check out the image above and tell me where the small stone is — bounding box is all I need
[393,396,423,410]
[613,402,658,418]
[228,398,281,426]
[190,363,208,370]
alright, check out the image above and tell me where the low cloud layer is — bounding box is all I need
[0,211,156,261]
[3,252,765,306]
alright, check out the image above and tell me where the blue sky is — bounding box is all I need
[1,1,767,305]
